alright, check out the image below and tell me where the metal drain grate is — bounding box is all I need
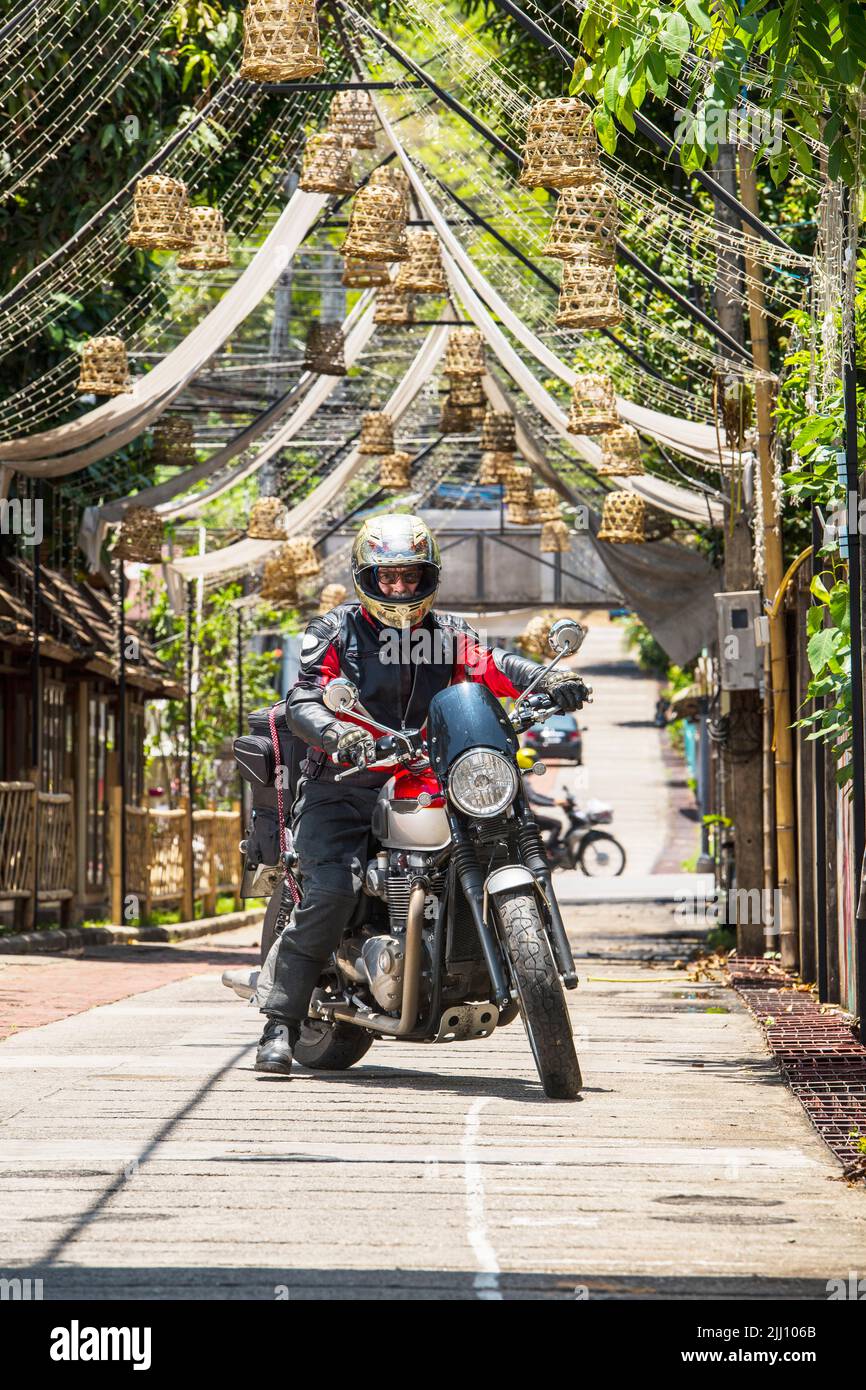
[728,957,866,1176]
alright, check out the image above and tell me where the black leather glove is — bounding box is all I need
[538,669,591,712]
[335,725,376,768]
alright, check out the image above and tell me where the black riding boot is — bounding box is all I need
[255,1017,299,1075]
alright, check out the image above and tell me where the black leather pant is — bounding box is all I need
[261,779,382,1024]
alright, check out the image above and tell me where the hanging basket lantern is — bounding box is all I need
[395,230,447,295]
[502,465,534,507]
[447,375,485,407]
[480,407,516,453]
[342,256,391,288]
[519,98,600,190]
[176,206,231,271]
[78,337,131,396]
[378,450,413,490]
[127,174,192,251]
[260,548,300,607]
[540,519,572,553]
[532,488,563,523]
[299,131,355,195]
[597,491,646,543]
[507,500,538,526]
[443,327,485,377]
[150,415,196,468]
[479,450,513,484]
[567,373,619,434]
[543,184,617,264]
[440,397,483,434]
[248,496,288,539]
[327,88,378,149]
[319,582,348,613]
[115,506,164,563]
[284,534,321,578]
[374,285,415,326]
[358,411,395,455]
[304,321,346,376]
[369,164,411,215]
[343,183,409,262]
[598,424,643,476]
[240,0,323,81]
[521,612,558,658]
[556,261,622,330]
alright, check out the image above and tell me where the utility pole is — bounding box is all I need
[739,146,798,969]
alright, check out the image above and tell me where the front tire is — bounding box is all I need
[494,888,582,1099]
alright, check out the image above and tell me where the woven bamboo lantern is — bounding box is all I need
[127,174,191,251]
[240,0,323,81]
[342,257,391,288]
[284,534,321,578]
[378,451,413,490]
[521,612,557,659]
[327,89,378,149]
[543,184,617,264]
[319,582,348,613]
[395,230,447,294]
[480,407,516,453]
[78,337,130,395]
[150,415,196,467]
[598,424,643,476]
[448,375,485,407]
[299,131,355,195]
[502,464,534,507]
[597,491,646,543]
[369,164,410,214]
[115,507,164,563]
[439,397,482,434]
[519,98,600,189]
[507,501,537,526]
[304,321,346,376]
[248,496,288,539]
[443,327,485,377]
[260,549,300,608]
[358,411,395,455]
[567,373,618,434]
[343,183,409,262]
[374,285,415,326]
[479,450,513,484]
[532,488,562,523]
[176,206,231,270]
[540,519,572,553]
[556,261,622,330]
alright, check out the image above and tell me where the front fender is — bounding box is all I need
[484,865,536,896]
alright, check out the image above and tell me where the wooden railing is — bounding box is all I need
[0,782,75,926]
[110,792,242,923]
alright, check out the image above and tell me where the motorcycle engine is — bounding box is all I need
[360,934,405,1011]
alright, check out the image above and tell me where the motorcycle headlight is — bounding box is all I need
[447,749,518,818]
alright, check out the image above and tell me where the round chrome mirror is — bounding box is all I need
[548,619,586,656]
[322,677,359,715]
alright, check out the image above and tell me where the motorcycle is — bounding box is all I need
[543,792,627,877]
[225,619,590,1100]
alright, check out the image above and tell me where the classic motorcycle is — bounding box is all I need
[225,619,590,1100]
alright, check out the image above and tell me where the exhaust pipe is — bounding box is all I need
[328,881,426,1037]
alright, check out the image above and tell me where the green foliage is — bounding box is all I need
[570,0,866,183]
[619,612,671,676]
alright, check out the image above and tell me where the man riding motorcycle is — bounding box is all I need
[255,512,589,1074]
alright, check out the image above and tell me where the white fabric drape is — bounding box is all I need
[1,188,328,470]
[167,326,450,581]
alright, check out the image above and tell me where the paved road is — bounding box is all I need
[1,905,864,1301]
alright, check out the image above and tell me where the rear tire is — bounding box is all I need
[494,888,582,1100]
[577,830,626,877]
[293,1019,374,1071]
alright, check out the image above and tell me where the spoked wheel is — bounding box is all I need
[494,887,582,1100]
[575,830,626,878]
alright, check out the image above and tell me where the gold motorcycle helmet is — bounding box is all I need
[351,512,441,628]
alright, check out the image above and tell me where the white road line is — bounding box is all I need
[461,1097,502,1301]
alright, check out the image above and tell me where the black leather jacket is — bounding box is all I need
[287,602,542,786]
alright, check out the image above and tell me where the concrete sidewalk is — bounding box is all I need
[0,905,863,1300]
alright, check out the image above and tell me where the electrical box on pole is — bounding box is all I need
[715,590,762,691]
